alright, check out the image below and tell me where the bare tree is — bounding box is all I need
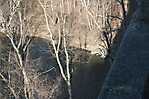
[0,0,34,98]
[38,0,72,99]
[0,0,129,99]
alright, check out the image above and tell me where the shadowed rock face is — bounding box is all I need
[98,0,149,99]
[140,0,149,23]
[143,75,149,99]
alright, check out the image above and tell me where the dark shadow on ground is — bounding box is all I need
[30,37,111,99]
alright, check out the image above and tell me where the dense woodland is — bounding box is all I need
[0,0,148,99]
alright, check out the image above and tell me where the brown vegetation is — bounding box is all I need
[0,0,127,99]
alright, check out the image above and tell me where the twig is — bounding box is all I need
[33,67,56,79]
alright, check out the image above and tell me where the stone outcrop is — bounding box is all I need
[98,0,149,99]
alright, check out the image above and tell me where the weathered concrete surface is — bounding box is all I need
[98,0,149,99]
